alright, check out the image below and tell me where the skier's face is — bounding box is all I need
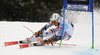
[52,20,58,26]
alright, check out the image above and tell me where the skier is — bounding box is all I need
[20,13,74,46]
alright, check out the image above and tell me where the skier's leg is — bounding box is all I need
[19,29,48,44]
[19,35,42,44]
[33,35,61,46]
[43,35,61,45]
[33,28,58,46]
[29,28,54,43]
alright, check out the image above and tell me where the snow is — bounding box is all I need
[0,11,100,55]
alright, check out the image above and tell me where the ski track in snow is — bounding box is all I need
[0,11,100,55]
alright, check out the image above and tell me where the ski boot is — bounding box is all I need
[33,40,44,46]
[19,37,31,44]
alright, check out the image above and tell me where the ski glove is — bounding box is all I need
[35,30,43,37]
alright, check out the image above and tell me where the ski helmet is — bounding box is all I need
[50,13,60,23]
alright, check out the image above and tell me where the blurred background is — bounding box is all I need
[0,0,100,22]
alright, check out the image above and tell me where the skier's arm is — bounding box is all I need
[41,24,52,31]
[38,21,53,32]
[35,22,53,37]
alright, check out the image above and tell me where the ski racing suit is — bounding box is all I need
[30,17,74,46]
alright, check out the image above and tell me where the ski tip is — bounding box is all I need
[4,42,11,46]
[4,42,8,46]
[4,41,19,46]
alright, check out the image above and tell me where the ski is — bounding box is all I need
[4,38,43,46]
[19,43,34,49]
[4,41,19,46]
[19,42,76,49]
[53,43,76,46]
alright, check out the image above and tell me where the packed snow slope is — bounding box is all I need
[0,10,100,55]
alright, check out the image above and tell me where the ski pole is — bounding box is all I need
[23,25,34,33]
[53,42,76,46]
[53,43,76,46]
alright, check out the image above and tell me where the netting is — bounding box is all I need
[61,9,81,24]
[65,10,81,24]
[61,9,92,24]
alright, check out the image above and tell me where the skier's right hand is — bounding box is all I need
[35,32,39,37]
[35,30,42,37]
